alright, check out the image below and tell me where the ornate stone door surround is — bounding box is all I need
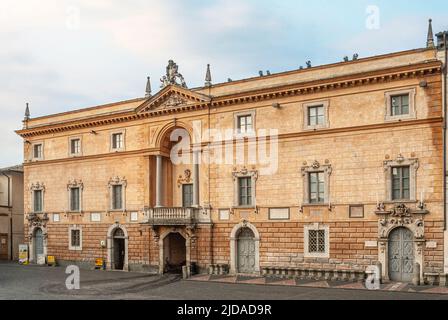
[230,220,260,275]
[376,203,428,282]
[107,223,129,271]
[27,212,49,264]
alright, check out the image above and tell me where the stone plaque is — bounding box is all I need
[365,241,378,248]
[240,211,250,220]
[269,208,290,220]
[219,209,230,221]
[426,241,437,249]
[350,205,364,218]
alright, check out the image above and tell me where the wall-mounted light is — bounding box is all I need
[90,130,97,135]
[419,80,428,88]
[272,103,281,109]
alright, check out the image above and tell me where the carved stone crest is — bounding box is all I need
[390,203,411,218]
[177,169,192,187]
[160,60,187,88]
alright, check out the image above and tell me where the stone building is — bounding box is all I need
[0,165,24,260]
[16,22,448,284]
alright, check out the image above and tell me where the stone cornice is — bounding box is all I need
[16,61,442,138]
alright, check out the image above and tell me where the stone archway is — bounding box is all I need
[230,221,260,275]
[107,224,129,271]
[158,229,190,274]
[377,204,426,282]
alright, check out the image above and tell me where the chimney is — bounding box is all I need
[436,31,448,50]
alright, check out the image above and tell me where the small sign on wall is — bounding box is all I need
[365,241,378,248]
[269,208,290,220]
[349,205,364,218]
[426,241,438,249]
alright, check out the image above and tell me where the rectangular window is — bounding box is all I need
[392,166,410,200]
[33,144,43,159]
[70,139,81,155]
[309,172,325,204]
[70,187,80,212]
[112,185,123,210]
[71,229,81,248]
[237,115,253,134]
[182,184,193,208]
[308,229,326,254]
[112,133,124,150]
[33,190,43,212]
[391,94,410,116]
[308,105,325,126]
[238,177,252,206]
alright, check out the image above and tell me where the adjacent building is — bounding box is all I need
[0,165,24,260]
[16,22,448,284]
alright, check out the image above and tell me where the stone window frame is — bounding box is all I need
[68,136,82,157]
[232,167,258,209]
[302,100,330,131]
[110,130,126,152]
[383,155,419,203]
[304,223,330,259]
[68,225,82,251]
[67,179,83,213]
[301,161,332,206]
[30,182,45,214]
[234,110,256,137]
[182,183,194,208]
[384,88,416,122]
[31,141,44,161]
[108,176,127,212]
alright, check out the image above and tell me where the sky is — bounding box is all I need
[1,0,448,168]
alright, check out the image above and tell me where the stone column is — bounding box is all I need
[156,155,163,208]
[193,150,200,207]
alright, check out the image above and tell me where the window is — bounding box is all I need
[33,144,43,160]
[70,138,81,155]
[391,94,409,116]
[69,187,80,212]
[238,177,252,206]
[33,190,43,212]
[91,213,101,222]
[237,115,253,134]
[392,166,410,200]
[309,172,325,204]
[304,224,330,258]
[111,133,124,150]
[182,184,193,208]
[69,226,82,251]
[71,229,81,247]
[308,105,325,126]
[130,212,139,222]
[112,185,123,210]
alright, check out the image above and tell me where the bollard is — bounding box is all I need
[376,262,383,284]
[412,262,421,286]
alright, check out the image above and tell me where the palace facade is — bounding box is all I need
[16,24,448,284]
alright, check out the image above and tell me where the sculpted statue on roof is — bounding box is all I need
[160,60,187,88]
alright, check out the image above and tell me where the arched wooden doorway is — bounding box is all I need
[163,232,187,273]
[236,228,256,274]
[113,228,126,270]
[388,227,415,282]
[33,228,44,264]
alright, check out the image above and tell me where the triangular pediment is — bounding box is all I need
[135,85,211,114]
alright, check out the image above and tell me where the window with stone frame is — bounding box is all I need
[303,101,329,130]
[112,185,123,210]
[234,110,256,136]
[384,88,416,121]
[33,190,43,213]
[69,226,82,251]
[111,132,125,151]
[304,224,330,258]
[69,187,81,212]
[391,166,411,201]
[232,167,258,209]
[33,143,43,160]
[69,138,81,156]
[383,155,418,202]
[301,161,332,206]
[238,177,252,206]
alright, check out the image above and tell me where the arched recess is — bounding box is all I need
[230,221,260,275]
[29,225,47,265]
[107,224,129,271]
[158,228,190,274]
[154,120,193,152]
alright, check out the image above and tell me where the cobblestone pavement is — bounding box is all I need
[1,262,448,300]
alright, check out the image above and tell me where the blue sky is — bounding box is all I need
[1,0,448,167]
